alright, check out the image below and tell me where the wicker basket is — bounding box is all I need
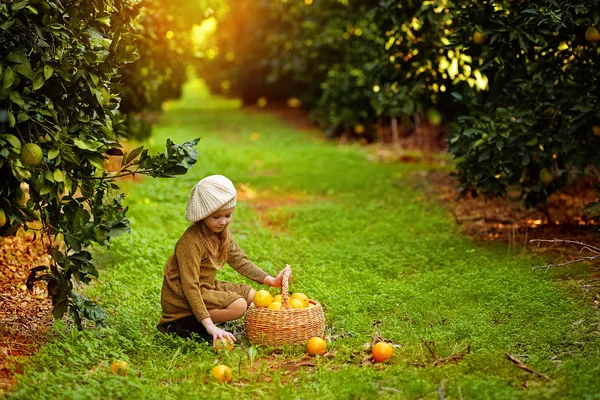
[244,265,325,346]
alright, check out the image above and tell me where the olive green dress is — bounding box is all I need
[159,223,268,325]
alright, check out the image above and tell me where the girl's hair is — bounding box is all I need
[197,220,232,268]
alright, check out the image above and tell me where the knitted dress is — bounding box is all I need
[159,223,268,325]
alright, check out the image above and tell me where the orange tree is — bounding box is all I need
[447,0,600,207]
[0,0,199,327]
[202,0,599,208]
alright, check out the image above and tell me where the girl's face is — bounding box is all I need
[204,207,235,234]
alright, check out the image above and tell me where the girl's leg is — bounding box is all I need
[208,297,247,323]
[246,288,256,306]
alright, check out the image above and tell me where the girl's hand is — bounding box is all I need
[205,325,236,348]
[264,269,289,288]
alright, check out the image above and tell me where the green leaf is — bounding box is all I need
[48,148,60,160]
[26,5,38,14]
[13,63,34,80]
[44,64,54,80]
[124,146,144,165]
[12,0,30,11]
[3,134,21,149]
[17,112,29,123]
[53,169,64,182]
[88,72,99,86]
[95,16,111,27]
[9,91,25,107]
[0,19,15,31]
[7,53,28,64]
[33,72,45,90]
[3,67,15,89]
[64,234,81,252]
[7,111,16,127]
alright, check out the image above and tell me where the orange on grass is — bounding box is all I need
[110,360,129,376]
[215,338,234,352]
[288,298,306,309]
[253,290,272,308]
[372,342,394,362]
[268,301,282,310]
[211,364,232,383]
[291,293,309,308]
[306,337,327,356]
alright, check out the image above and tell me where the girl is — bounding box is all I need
[157,175,285,347]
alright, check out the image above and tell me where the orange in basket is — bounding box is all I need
[244,265,325,345]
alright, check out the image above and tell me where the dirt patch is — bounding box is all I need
[0,230,53,395]
[237,184,323,234]
[411,169,600,281]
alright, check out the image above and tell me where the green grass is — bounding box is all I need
[8,79,600,399]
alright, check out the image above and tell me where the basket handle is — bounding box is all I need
[280,264,292,309]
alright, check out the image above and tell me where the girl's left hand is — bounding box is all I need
[266,269,288,288]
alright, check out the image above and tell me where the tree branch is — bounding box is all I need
[504,353,551,380]
[530,239,600,254]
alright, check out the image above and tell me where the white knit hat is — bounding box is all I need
[185,175,237,222]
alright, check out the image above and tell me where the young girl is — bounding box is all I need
[157,175,285,347]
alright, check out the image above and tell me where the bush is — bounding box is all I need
[0,0,199,327]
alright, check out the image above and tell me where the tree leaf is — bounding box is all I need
[3,67,15,89]
[8,111,15,127]
[44,64,54,80]
[9,91,25,107]
[53,169,64,182]
[33,72,45,90]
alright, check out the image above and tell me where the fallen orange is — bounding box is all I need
[306,337,327,356]
[110,360,129,376]
[211,364,233,383]
[372,342,394,362]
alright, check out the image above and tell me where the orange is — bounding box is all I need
[473,31,486,45]
[539,168,553,184]
[586,26,600,42]
[211,364,232,383]
[215,338,234,352]
[593,126,600,137]
[21,143,43,167]
[110,360,129,376]
[306,337,327,356]
[253,290,272,308]
[291,293,309,308]
[372,342,394,362]
[272,294,282,303]
[268,301,282,310]
[0,210,6,228]
[288,298,305,309]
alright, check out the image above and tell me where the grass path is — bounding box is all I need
[8,80,600,399]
